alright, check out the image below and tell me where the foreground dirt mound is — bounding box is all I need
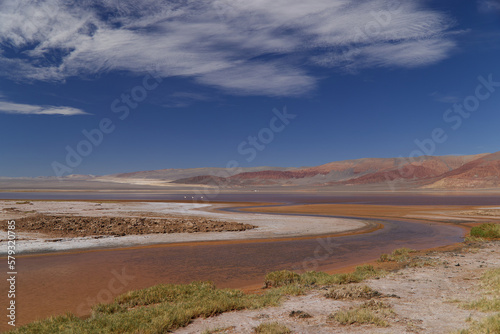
[14,215,255,237]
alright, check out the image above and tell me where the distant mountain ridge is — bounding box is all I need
[103,152,500,190]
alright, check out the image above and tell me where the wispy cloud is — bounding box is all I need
[163,92,213,108]
[0,100,88,116]
[0,0,460,96]
[430,91,462,104]
[478,0,500,13]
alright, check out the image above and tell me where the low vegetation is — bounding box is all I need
[329,300,394,327]
[456,315,500,334]
[470,223,500,239]
[378,247,416,263]
[462,268,500,312]
[253,322,291,334]
[202,327,235,334]
[264,265,384,289]
[325,284,380,300]
[13,282,282,334]
[14,265,385,334]
[458,267,500,333]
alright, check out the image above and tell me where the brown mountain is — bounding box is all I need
[424,152,500,189]
[172,153,494,189]
[340,154,487,186]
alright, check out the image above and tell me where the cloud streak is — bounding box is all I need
[0,101,88,116]
[478,0,500,13]
[0,0,460,96]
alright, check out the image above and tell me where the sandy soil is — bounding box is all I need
[174,241,500,334]
[0,201,367,254]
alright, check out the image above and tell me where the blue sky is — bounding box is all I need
[0,0,499,177]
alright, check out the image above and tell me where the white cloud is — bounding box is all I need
[0,101,88,116]
[0,0,460,96]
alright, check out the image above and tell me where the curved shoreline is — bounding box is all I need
[4,201,469,328]
[2,199,479,257]
[0,200,372,256]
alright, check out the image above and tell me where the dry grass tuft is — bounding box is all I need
[325,284,380,300]
[254,322,291,334]
[329,300,394,327]
[378,247,416,263]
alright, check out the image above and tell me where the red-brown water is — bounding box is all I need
[2,192,500,205]
[3,216,464,330]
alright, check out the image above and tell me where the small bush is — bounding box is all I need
[254,322,291,334]
[377,248,416,263]
[406,258,442,268]
[470,223,500,239]
[325,284,380,300]
[275,284,308,296]
[264,270,300,288]
[378,253,390,262]
[299,271,338,286]
[329,300,394,327]
[464,235,486,243]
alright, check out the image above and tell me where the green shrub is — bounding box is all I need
[264,270,300,288]
[470,223,500,239]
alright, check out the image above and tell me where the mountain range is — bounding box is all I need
[98,152,500,190]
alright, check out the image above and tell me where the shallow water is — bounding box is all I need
[1,191,500,205]
[7,216,463,328]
